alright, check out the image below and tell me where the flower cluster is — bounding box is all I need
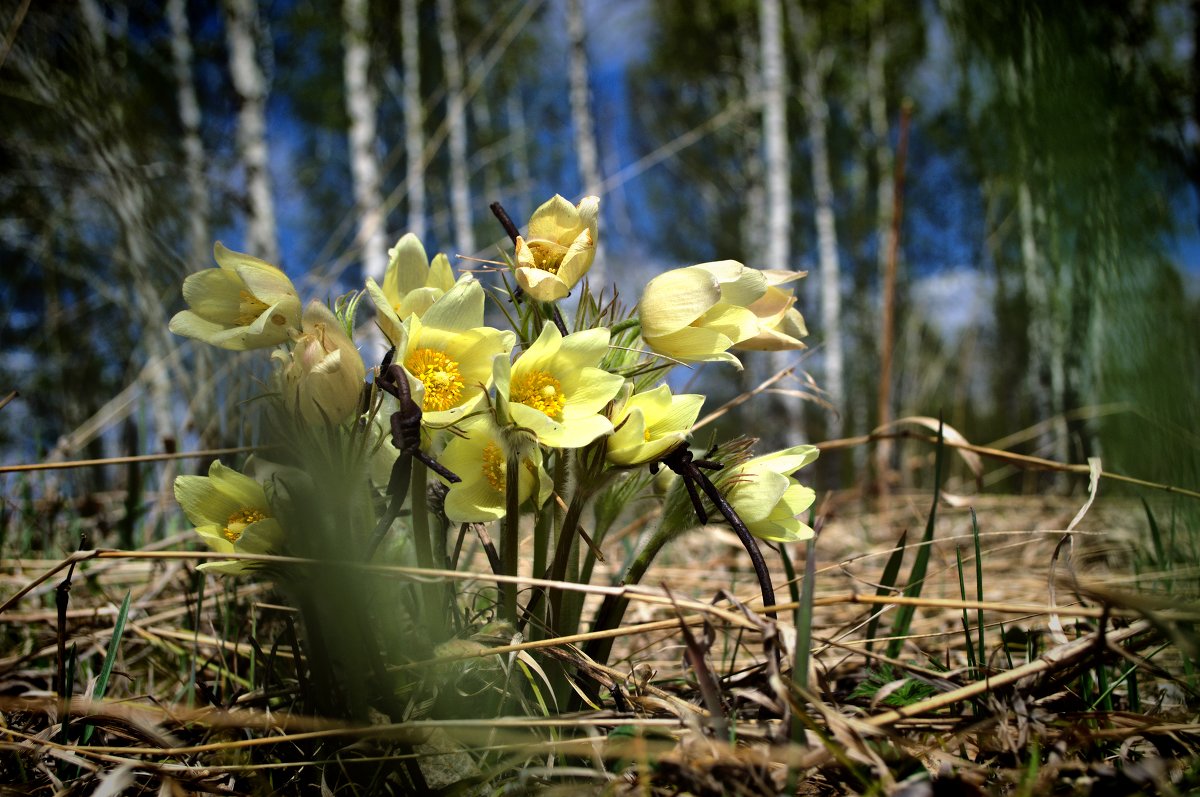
[168,193,817,577]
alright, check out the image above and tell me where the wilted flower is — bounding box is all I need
[732,270,808,351]
[638,261,767,368]
[514,195,600,302]
[275,301,367,425]
[606,384,705,466]
[169,243,301,350]
[437,415,552,522]
[366,233,456,345]
[493,323,624,449]
[392,276,516,428]
[174,460,284,574]
[724,445,819,543]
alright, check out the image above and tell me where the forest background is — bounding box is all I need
[3,0,1198,508]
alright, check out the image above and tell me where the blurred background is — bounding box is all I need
[2,0,1198,518]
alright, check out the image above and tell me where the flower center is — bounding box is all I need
[236,290,270,325]
[527,241,565,275]
[482,442,506,492]
[511,370,566,419]
[405,348,465,412]
[223,508,268,543]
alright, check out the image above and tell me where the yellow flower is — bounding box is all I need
[638,261,767,368]
[393,276,516,428]
[732,269,809,351]
[169,242,301,350]
[274,301,367,425]
[724,445,819,543]
[514,195,600,302]
[437,415,552,522]
[173,460,284,574]
[366,233,456,345]
[493,323,624,449]
[607,385,705,466]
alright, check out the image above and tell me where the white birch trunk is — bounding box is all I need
[76,0,179,486]
[436,0,474,255]
[868,4,896,479]
[801,44,844,440]
[400,0,426,241]
[759,0,798,442]
[167,0,211,268]
[568,0,604,284]
[223,0,278,264]
[343,0,387,282]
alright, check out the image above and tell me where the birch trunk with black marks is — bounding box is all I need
[400,0,426,241]
[436,0,474,255]
[568,0,604,284]
[223,0,278,264]
[343,0,387,282]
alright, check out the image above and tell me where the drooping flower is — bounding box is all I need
[174,460,284,574]
[606,384,705,467]
[723,445,819,543]
[493,323,624,449]
[514,195,600,302]
[393,276,516,428]
[274,301,367,425]
[169,242,301,350]
[732,269,809,351]
[437,415,552,522]
[638,261,767,368]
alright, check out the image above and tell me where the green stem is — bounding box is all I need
[608,317,641,336]
[502,455,521,623]
[410,461,441,634]
[546,483,595,635]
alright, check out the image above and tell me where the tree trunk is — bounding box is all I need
[793,8,844,442]
[167,0,210,269]
[223,0,279,264]
[759,0,798,444]
[436,0,474,255]
[568,0,604,283]
[343,0,387,282]
[400,0,426,241]
[869,4,897,485]
[507,89,531,210]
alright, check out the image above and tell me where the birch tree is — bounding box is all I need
[569,0,605,283]
[343,0,387,282]
[400,0,426,241]
[436,0,474,255]
[223,0,279,264]
[167,0,210,269]
[791,1,844,441]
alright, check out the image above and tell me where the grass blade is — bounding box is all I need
[886,420,945,660]
[81,591,131,745]
[866,529,908,652]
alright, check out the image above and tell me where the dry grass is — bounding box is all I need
[0,464,1197,794]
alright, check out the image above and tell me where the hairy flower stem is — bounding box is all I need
[409,461,441,633]
[501,455,521,623]
[545,483,594,635]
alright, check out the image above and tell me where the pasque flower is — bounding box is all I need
[392,275,516,428]
[169,242,301,350]
[366,233,455,345]
[274,301,367,425]
[606,384,705,466]
[638,261,767,368]
[437,415,552,522]
[732,269,809,351]
[723,445,819,543]
[493,323,624,449]
[514,194,600,302]
[174,460,284,574]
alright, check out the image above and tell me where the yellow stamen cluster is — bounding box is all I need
[511,370,566,419]
[236,290,270,325]
[527,241,564,275]
[482,442,506,492]
[406,348,465,412]
[223,508,268,543]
